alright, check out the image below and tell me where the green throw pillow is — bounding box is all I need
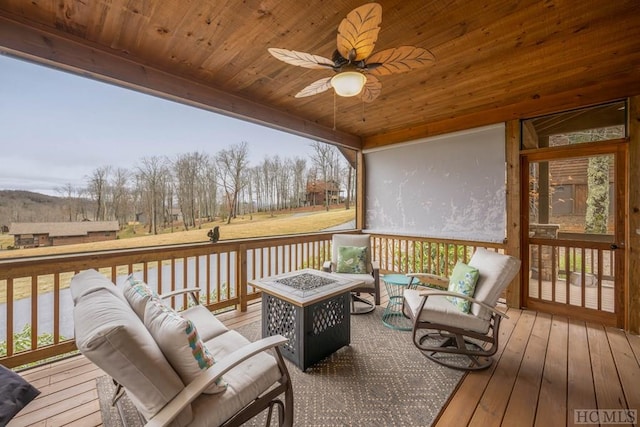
[446,261,480,313]
[336,246,368,274]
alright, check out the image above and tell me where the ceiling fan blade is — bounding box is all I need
[337,3,382,62]
[268,48,334,69]
[360,75,382,103]
[295,77,333,98]
[367,46,435,76]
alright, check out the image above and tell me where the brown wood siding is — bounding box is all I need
[51,232,117,246]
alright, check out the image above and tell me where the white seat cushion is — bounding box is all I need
[332,272,376,289]
[404,288,490,334]
[181,305,229,342]
[189,331,283,427]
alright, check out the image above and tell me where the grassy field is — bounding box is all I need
[0,208,355,302]
[0,207,354,260]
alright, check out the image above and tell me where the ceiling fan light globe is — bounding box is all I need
[331,72,367,97]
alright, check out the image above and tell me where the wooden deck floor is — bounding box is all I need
[8,301,640,427]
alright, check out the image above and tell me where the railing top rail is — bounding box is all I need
[0,232,339,279]
[368,233,505,249]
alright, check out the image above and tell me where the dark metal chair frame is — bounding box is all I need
[402,249,520,371]
[403,289,507,370]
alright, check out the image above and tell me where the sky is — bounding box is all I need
[0,54,317,196]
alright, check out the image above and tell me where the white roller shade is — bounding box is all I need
[364,123,506,243]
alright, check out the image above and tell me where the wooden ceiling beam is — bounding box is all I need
[0,14,362,151]
[363,78,639,148]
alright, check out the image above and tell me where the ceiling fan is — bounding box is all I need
[268,2,435,103]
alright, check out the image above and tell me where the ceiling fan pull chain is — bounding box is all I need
[362,98,366,123]
[333,91,337,130]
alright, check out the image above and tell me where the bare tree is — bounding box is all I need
[109,168,131,226]
[338,156,355,210]
[174,152,207,230]
[310,141,335,211]
[215,142,249,224]
[292,157,307,209]
[137,156,170,235]
[87,166,111,221]
[55,183,82,221]
[200,157,218,221]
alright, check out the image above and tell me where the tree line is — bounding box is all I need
[52,141,355,233]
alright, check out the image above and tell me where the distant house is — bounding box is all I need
[306,180,341,206]
[9,221,120,248]
[135,208,183,225]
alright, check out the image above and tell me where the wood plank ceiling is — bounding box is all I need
[1,0,639,150]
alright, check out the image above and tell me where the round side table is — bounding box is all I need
[381,274,417,331]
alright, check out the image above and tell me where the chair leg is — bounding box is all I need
[350,293,375,314]
[265,399,284,427]
[416,331,494,370]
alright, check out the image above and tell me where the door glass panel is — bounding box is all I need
[529,154,615,242]
[522,101,626,149]
[527,153,616,314]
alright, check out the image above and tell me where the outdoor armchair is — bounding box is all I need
[323,233,380,314]
[71,269,293,426]
[403,248,520,370]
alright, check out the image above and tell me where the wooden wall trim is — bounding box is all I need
[505,120,522,308]
[356,150,365,229]
[0,14,361,150]
[627,96,640,334]
[363,90,638,149]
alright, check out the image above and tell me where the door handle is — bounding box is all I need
[610,243,624,250]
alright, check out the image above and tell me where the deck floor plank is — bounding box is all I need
[534,315,569,427]
[627,332,640,363]
[501,311,552,426]
[468,309,536,427]
[605,327,640,413]
[16,378,99,417]
[433,307,521,426]
[567,319,598,427]
[586,323,628,411]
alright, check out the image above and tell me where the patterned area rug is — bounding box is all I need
[97,308,464,426]
[96,376,145,427]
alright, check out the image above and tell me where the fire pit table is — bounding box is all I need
[249,268,363,371]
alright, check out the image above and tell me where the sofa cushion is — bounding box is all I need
[121,274,159,320]
[189,331,283,427]
[331,234,372,272]
[468,248,521,320]
[144,298,227,394]
[0,364,40,425]
[69,269,127,305]
[71,270,192,425]
[181,305,229,342]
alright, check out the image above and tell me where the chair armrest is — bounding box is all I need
[159,288,202,306]
[146,335,289,427]
[322,261,332,272]
[417,289,509,319]
[406,273,449,288]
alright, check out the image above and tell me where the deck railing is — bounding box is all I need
[526,237,618,325]
[370,233,504,276]
[0,231,502,368]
